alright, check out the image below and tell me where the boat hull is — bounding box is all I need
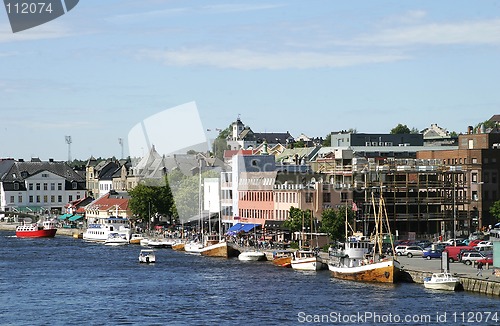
[273,256,292,268]
[424,281,459,291]
[238,251,267,261]
[328,259,400,283]
[200,242,240,258]
[172,242,185,251]
[16,229,57,238]
[291,257,322,271]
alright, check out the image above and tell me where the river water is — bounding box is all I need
[1,231,498,326]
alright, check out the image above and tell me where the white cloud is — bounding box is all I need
[200,3,285,13]
[353,19,500,47]
[138,48,408,69]
[0,22,72,43]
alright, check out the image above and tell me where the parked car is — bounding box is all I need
[461,251,486,265]
[476,241,493,248]
[467,239,483,247]
[416,240,432,249]
[403,246,424,258]
[476,255,493,266]
[422,249,442,260]
[395,245,409,256]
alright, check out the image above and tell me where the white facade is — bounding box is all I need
[203,178,220,213]
[98,180,114,198]
[1,170,84,213]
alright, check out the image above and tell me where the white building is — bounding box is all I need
[0,158,86,215]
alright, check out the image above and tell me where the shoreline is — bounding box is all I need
[2,223,498,297]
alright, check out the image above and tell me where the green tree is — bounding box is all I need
[322,133,331,147]
[319,206,355,241]
[489,200,500,222]
[390,124,411,134]
[128,175,176,227]
[283,207,312,233]
[211,126,231,160]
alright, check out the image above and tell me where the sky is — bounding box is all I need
[1,0,500,161]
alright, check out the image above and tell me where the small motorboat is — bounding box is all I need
[423,272,460,291]
[104,232,129,246]
[238,251,267,261]
[139,249,156,263]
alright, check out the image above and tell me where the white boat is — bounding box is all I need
[130,233,145,245]
[139,249,156,263]
[83,216,132,243]
[104,232,129,246]
[291,250,322,271]
[424,272,460,291]
[147,238,168,248]
[328,194,400,283]
[184,241,204,254]
[238,251,267,261]
[140,238,150,247]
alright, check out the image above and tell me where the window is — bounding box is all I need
[43,195,48,203]
[472,173,478,183]
[72,182,77,190]
[472,158,477,164]
[18,196,22,203]
[36,183,41,190]
[29,196,33,203]
[14,183,19,190]
[9,196,14,203]
[58,183,62,190]
[493,172,497,184]
[305,193,313,203]
[36,195,40,203]
[69,195,73,202]
[43,183,48,191]
[42,173,49,178]
[58,195,62,203]
[341,192,348,201]
[51,183,55,191]
[323,192,331,203]
[51,195,55,203]
[484,172,490,183]
[28,183,33,191]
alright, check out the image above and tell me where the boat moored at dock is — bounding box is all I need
[16,219,57,238]
[424,272,461,291]
[83,216,132,243]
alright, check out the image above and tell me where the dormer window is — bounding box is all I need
[14,183,19,190]
[72,182,77,189]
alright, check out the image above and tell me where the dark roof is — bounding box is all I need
[489,115,500,123]
[253,132,294,144]
[0,160,85,182]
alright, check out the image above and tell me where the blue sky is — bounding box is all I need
[1,1,500,160]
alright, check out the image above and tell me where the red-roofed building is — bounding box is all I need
[84,190,132,223]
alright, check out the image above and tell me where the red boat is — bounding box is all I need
[16,220,57,238]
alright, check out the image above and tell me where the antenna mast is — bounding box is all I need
[65,136,72,163]
[118,138,124,159]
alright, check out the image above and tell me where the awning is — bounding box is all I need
[226,223,260,235]
[68,215,83,221]
[58,213,73,220]
[240,223,260,233]
[227,223,244,232]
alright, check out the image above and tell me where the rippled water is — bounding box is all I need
[1,231,498,325]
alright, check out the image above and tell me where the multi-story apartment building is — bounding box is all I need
[0,158,86,215]
[418,128,500,230]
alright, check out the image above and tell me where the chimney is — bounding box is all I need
[18,158,24,162]
[49,158,54,162]
[467,126,473,134]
